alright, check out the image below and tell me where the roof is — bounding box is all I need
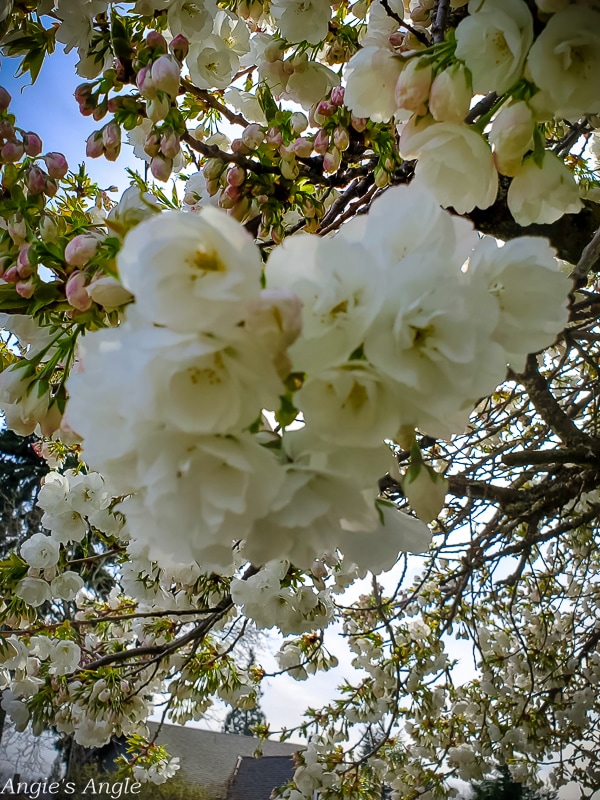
[226,755,295,800]
[147,723,301,798]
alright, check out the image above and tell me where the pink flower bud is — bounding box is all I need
[74,83,94,104]
[0,86,11,111]
[205,178,221,197]
[16,279,35,298]
[136,65,156,98]
[231,138,251,155]
[44,178,58,197]
[333,126,350,151]
[86,132,104,159]
[271,224,284,245]
[388,31,406,48]
[25,165,46,195]
[311,559,328,579]
[160,131,180,160]
[92,99,108,121]
[150,155,173,182]
[107,97,120,113]
[146,31,168,52]
[66,271,92,312]
[291,137,313,158]
[394,58,433,117]
[316,100,336,117]
[1,141,24,162]
[290,112,308,133]
[323,147,340,173]
[227,165,246,187]
[351,115,368,133]
[330,86,345,107]
[146,95,170,122]
[86,276,133,309]
[151,55,180,98]
[219,191,237,209]
[280,157,299,181]
[102,121,120,149]
[8,217,26,243]
[39,215,58,243]
[241,123,265,150]
[23,132,43,156]
[224,183,241,202]
[3,265,19,283]
[169,34,189,62]
[313,128,330,154]
[302,196,317,218]
[17,246,34,278]
[102,122,121,161]
[65,234,99,267]
[114,59,127,83]
[202,158,224,180]
[143,132,161,158]
[265,127,282,148]
[44,152,69,179]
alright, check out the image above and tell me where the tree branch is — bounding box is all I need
[570,223,600,286]
[512,355,594,450]
[431,0,451,44]
[180,79,250,128]
[380,0,430,45]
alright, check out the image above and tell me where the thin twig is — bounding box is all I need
[380,0,430,46]
[553,119,590,158]
[180,79,249,128]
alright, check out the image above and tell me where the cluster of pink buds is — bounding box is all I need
[0,85,68,196]
[2,235,37,298]
[86,120,121,162]
[306,88,358,175]
[135,33,187,124]
[142,124,181,181]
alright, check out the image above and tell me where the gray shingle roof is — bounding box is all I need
[226,756,295,800]
[147,723,300,798]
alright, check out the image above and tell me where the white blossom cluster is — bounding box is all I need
[13,470,124,609]
[345,0,598,223]
[64,185,570,575]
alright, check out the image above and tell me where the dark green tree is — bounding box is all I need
[0,428,48,557]
[221,648,267,737]
[469,766,557,800]
[222,702,267,737]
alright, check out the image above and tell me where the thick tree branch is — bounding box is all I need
[570,223,600,286]
[469,193,600,266]
[512,355,594,450]
[431,0,451,44]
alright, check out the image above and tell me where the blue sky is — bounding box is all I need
[0,47,139,193]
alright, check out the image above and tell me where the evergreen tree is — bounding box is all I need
[222,648,267,737]
[470,766,557,800]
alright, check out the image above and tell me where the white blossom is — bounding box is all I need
[507,152,583,226]
[455,0,533,94]
[344,47,404,123]
[117,208,263,334]
[20,533,60,569]
[187,35,240,91]
[270,0,331,44]
[399,117,498,213]
[527,7,600,120]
